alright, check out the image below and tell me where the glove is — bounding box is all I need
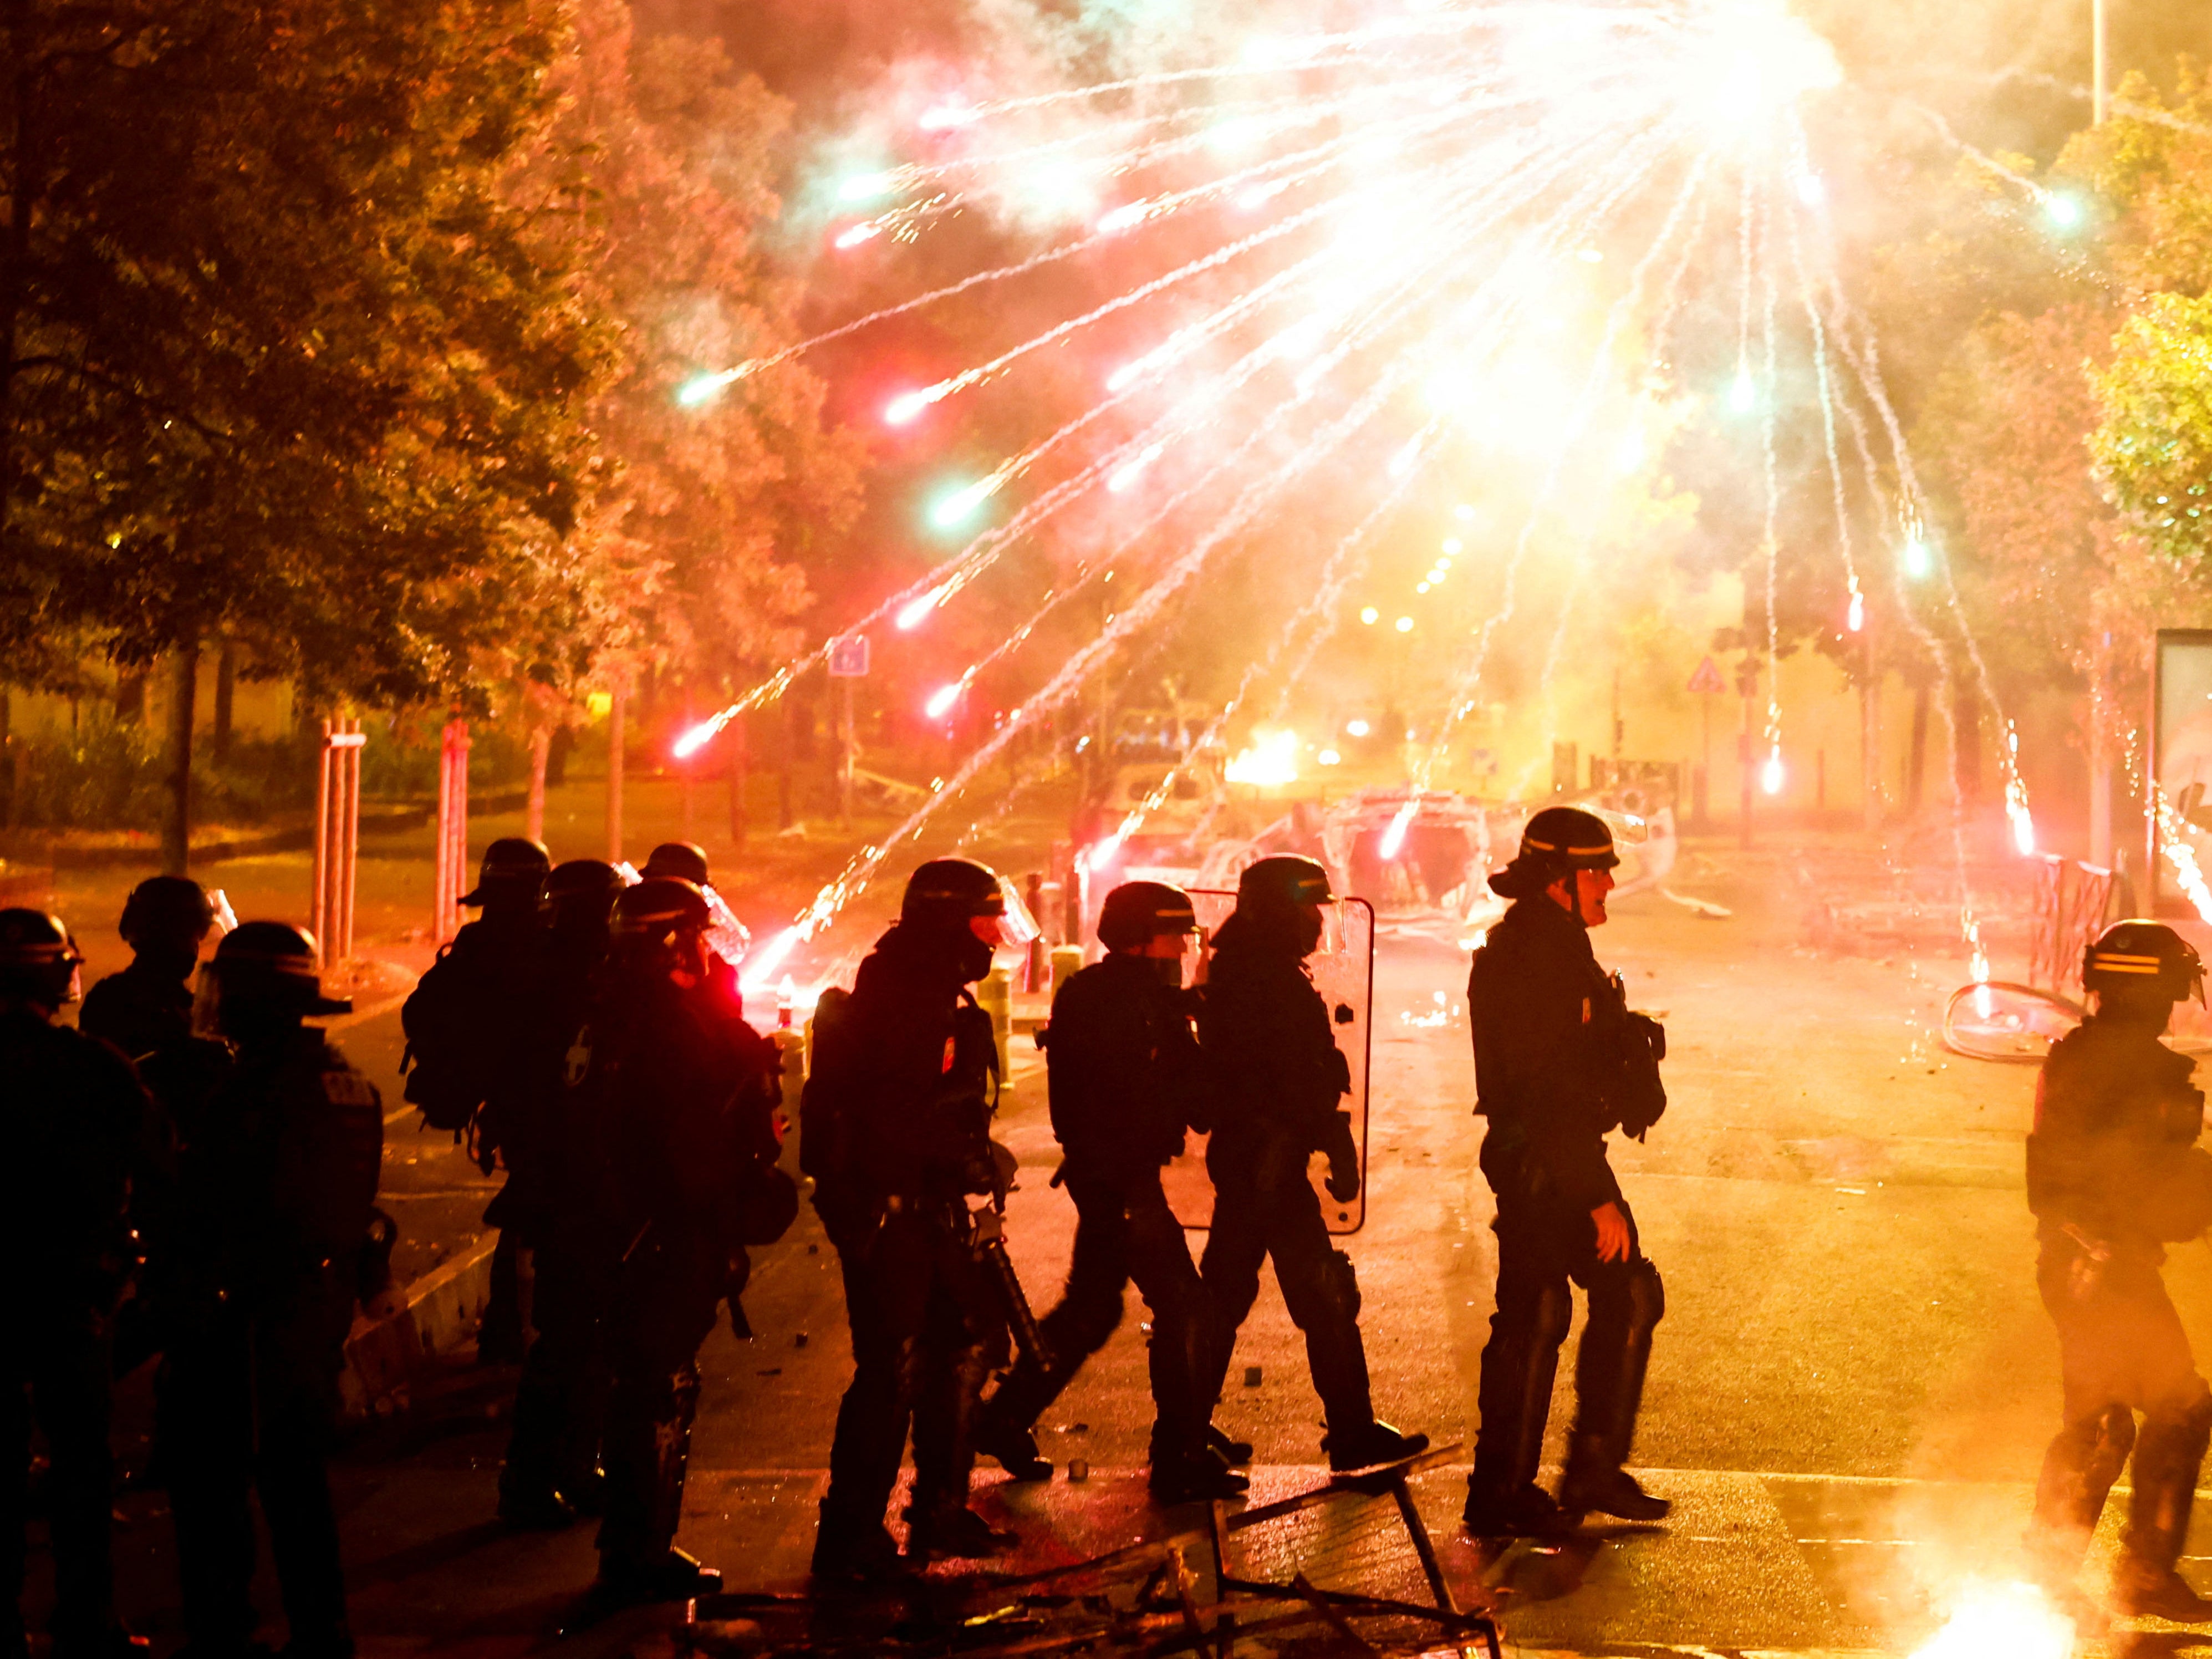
[1323,1110,1360,1203]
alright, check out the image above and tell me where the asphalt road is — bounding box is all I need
[45,852,2212,1657]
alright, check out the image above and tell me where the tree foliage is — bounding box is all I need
[1,0,618,704]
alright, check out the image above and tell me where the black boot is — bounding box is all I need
[2113,1402,2212,1624]
[1558,1259,1666,1521]
[1149,1450,1249,1505]
[975,1409,1053,1482]
[1469,1281,1569,1527]
[904,1503,1016,1561]
[1557,1433,1671,1522]
[2026,1403,2133,1594]
[1205,1423,1254,1466]
[592,1548,721,1607]
[810,1503,909,1582]
[1324,1419,1430,1473]
[1462,1482,1566,1538]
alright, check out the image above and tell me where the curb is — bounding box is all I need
[339,1231,499,1419]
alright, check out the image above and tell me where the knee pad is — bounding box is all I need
[2066,1402,2137,1482]
[1532,1280,1573,1351]
[1327,1251,1363,1321]
[1626,1258,1665,1335]
[2147,1389,2212,1456]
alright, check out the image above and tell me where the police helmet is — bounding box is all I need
[1097,881,1201,953]
[460,837,551,908]
[2084,920,2206,1007]
[1489,805,1617,898]
[1236,855,1333,911]
[0,908,85,1004]
[641,841,711,886]
[119,875,219,947]
[901,858,1006,924]
[542,859,625,925]
[203,922,351,1017]
[610,877,712,943]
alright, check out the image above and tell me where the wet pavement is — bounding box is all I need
[30,842,2212,1656]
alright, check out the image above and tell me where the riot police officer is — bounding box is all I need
[161,923,381,1659]
[1,909,151,1659]
[573,878,782,1607]
[497,859,628,1528]
[640,843,751,1004]
[808,859,1020,1577]
[1196,857,1428,1472]
[79,877,223,1061]
[2026,920,2212,1622]
[401,837,549,1362]
[978,881,1243,1504]
[1464,806,1668,1538]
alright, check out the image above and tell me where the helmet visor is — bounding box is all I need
[992,877,1042,948]
[205,889,239,937]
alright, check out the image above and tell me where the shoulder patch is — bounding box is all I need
[322,1068,378,1108]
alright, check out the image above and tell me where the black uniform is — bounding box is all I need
[575,971,779,1581]
[79,960,193,1062]
[1194,914,1376,1448]
[812,925,1005,1547]
[986,953,1216,1467]
[402,913,544,1362]
[497,927,618,1518]
[2026,1012,2212,1587]
[160,1028,381,1659]
[1,1010,148,1659]
[1466,893,1663,1512]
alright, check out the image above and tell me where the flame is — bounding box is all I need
[674,715,727,759]
[1225,730,1299,787]
[1909,1581,2076,1659]
[926,681,964,719]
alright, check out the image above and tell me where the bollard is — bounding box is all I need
[1049,945,1084,996]
[977,965,1013,1085]
[771,1027,806,1126]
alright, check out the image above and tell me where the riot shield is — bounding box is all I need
[1160,891,1373,1235]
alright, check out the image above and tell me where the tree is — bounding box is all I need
[2,0,618,869]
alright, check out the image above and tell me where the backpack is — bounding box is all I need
[399,942,487,1134]
[798,986,857,1187]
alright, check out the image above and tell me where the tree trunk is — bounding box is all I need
[212,642,236,765]
[1908,682,1930,815]
[1954,686,1982,804]
[161,644,198,875]
[606,687,625,863]
[787,699,805,831]
[727,711,747,846]
[526,725,550,843]
[0,685,12,829]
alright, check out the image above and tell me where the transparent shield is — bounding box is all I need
[1161,892,1373,1235]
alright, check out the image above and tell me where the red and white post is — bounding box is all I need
[309,718,366,964]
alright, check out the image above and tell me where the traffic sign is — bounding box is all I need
[1686,655,1726,696]
[828,634,870,678]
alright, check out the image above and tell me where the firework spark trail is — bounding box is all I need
[1821,278,2035,853]
[685,106,1676,753]
[1418,144,1717,785]
[748,337,1455,973]
[1756,171,1785,790]
[1528,180,1715,755]
[1820,299,1989,978]
[881,87,1665,426]
[910,92,1663,552]
[905,2,1690,129]
[1783,109,1863,629]
[701,49,1656,400]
